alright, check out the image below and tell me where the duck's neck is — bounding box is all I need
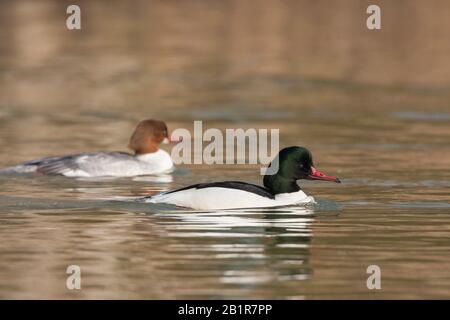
[134,146,158,155]
[263,174,300,195]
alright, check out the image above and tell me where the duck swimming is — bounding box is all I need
[143,146,340,210]
[1,119,177,177]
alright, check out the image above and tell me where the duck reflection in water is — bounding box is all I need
[151,205,315,293]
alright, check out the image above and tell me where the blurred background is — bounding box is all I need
[1,0,449,163]
[0,0,449,299]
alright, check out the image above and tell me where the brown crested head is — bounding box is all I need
[128,119,169,154]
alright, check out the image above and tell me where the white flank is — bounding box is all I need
[3,149,174,178]
[147,187,315,210]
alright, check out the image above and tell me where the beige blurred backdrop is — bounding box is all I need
[1,0,450,113]
[0,0,449,167]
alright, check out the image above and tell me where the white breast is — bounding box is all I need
[75,149,174,177]
[135,149,174,174]
[147,187,315,210]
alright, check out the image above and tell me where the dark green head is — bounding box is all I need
[263,146,340,195]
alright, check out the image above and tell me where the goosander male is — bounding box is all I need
[143,146,340,210]
[1,119,177,177]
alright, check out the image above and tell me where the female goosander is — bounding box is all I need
[2,119,177,178]
[143,146,340,210]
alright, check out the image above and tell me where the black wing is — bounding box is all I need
[165,181,275,199]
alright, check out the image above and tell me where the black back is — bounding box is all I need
[165,181,275,199]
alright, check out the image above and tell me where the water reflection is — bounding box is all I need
[154,207,314,289]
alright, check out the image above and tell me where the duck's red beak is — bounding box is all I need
[308,166,341,183]
[168,135,183,143]
[169,137,183,143]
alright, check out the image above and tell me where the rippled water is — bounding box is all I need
[1,0,450,299]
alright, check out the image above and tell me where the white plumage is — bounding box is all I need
[146,187,315,210]
[3,149,174,177]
